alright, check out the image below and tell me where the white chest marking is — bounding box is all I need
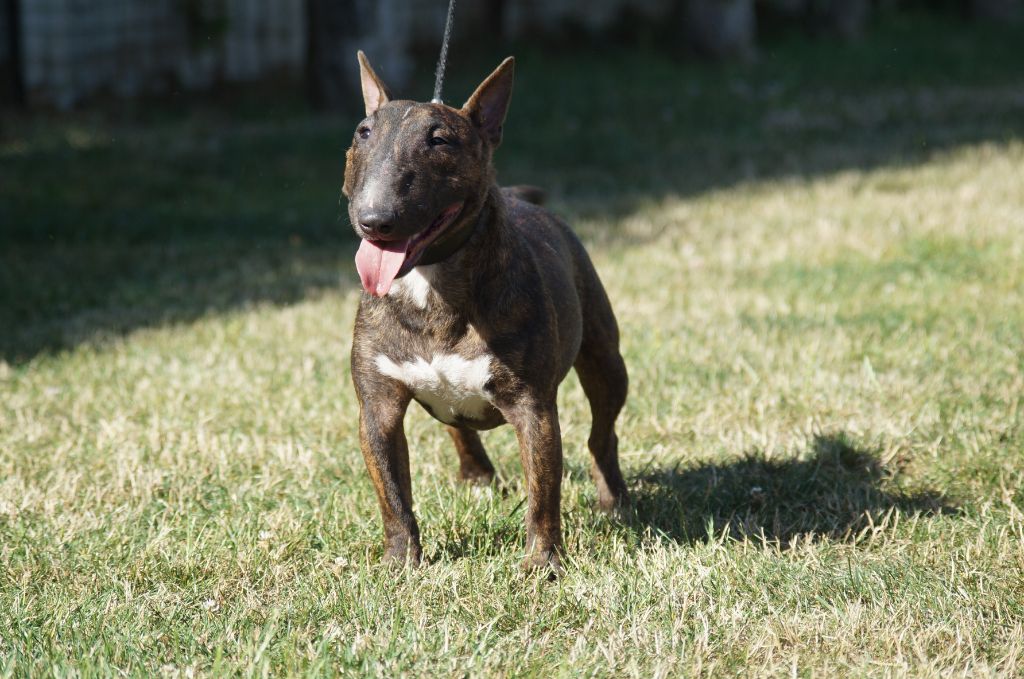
[375,353,493,423]
[388,266,434,309]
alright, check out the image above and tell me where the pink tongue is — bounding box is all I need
[355,238,410,296]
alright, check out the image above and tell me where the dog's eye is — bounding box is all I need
[358,126,371,140]
[428,136,448,147]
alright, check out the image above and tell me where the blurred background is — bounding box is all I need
[1,0,1022,109]
[1,0,1022,362]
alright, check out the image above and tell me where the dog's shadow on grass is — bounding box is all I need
[624,432,957,547]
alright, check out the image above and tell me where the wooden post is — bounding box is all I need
[1,0,24,107]
[305,0,360,111]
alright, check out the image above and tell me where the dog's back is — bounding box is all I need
[501,184,546,206]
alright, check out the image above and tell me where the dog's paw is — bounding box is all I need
[458,468,496,486]
[382,541,423,568]
[597,487,631,517]
[520,549,563,579]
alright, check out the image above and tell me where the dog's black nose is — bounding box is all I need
[358,209,396,238]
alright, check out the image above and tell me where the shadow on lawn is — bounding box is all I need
[0,236,359,363]
[628,432,957,546]
[0,118,363,364]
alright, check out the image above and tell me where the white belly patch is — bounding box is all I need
[375,353,493,424]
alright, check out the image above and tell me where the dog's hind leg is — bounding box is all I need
[446,425,496,484]
[574,299,630,512]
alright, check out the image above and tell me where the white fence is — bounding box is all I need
[19,0,305,108]
[10,0,674,109]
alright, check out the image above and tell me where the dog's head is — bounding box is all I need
[343,52,515,297]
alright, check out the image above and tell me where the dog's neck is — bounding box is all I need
[417,183,504,270]
[399,184,505,310]
[417,189,495,267]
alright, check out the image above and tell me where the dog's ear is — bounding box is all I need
[357,50,391,116]
[463,57,514,146]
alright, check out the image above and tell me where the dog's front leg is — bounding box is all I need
[506,400,564,573]
[358,396,421,566]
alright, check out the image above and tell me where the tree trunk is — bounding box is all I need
[1,0,24,107]
[808,0,871,39]
[684,0,757,60]
[972,0,1022,21]
[306,0,361,111]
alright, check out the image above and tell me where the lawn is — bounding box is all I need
[2,12,1024,677]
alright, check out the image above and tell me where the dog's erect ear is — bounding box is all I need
[462,57,515,146]
[357,50,390,116]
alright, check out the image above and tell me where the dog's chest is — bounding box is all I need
[373,265,503,426]
[388,267,434,308]
[374,352,494,425]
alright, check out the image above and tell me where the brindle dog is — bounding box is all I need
[343,52,628,572]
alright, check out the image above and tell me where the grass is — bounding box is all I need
[2,12,1024,677]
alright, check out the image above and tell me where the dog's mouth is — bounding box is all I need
[355,202,464,297]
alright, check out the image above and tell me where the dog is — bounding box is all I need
[343,51,629,572]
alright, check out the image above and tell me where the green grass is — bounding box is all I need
[2,13,1024,677]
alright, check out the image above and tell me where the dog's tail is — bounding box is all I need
[502,184,546,206]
